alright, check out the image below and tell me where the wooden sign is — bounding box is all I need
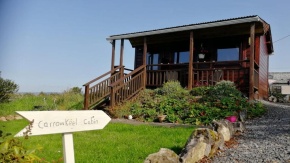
[15,110,111,163]
[15,110,111,136]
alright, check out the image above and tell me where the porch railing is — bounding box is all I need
[193,67,249,88]
[109,65,146,107]
[146,64,189,87]
[146,60,250,88]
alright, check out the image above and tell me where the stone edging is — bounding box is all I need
[0,115,23,121]
[144,119,245,163]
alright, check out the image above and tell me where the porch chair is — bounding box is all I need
[208,70,223,85]
[165,71,178,81]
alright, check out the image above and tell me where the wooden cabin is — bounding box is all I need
[83,15,274,109]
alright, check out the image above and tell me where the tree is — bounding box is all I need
[69,87,82,94]
[0,77,19,103]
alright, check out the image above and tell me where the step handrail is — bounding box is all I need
[109,65,146,87]
[83,65,123,109]
[83,65,123,86]
[109,65,146,107]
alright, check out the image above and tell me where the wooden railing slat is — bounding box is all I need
[109,66,146,107]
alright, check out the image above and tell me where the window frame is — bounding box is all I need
[216,47,240,62]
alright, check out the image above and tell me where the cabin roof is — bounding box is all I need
[107,15,273,53]
[269,72,290,84]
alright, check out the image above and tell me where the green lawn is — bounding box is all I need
[1,119,194,162]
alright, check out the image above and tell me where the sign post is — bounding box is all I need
[63,133,75,163]
[15,110,111,163]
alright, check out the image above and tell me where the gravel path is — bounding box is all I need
[212,101,290,163]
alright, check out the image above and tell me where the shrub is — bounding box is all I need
[154,80,188,97]
[200,81,249,116]
[247,101,266,118]
[66,87,82,94]
[0,77,19,103]
[0,130,42,162]
[55,90,83,110]
[271,92,287,102]
[190,86,210,96]
[110,80,264,125]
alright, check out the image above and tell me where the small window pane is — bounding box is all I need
[217,48,239,61]
[146,53,159,70]
[179,51,189,63]
[273,86,281,93]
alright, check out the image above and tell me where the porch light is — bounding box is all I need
[198,53,205,59]
[198,43,207,59]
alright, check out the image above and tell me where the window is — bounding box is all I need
[217,48,239,61]
[147,53,159,70]
[179,51,189,63]
[268,75,273,79]
[174,51,189,63]
[272,86,281,93]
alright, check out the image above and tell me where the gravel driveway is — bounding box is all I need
[212,101,290,163]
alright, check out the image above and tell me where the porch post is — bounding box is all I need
[111,40,116,70]
[119,39,124,77]
[188,31,194,89]
[110,40,116,108]
[142,37,147,87]
[249,23,255,100]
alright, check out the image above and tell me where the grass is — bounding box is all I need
[0,83,267,162]
[0,92,83,116]
[0,119,194,162]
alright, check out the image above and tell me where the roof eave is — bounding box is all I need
[106,16,262,41]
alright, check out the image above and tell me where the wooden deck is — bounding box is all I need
[83,60,251,109]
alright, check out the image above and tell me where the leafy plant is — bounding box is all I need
[154,80,188,98]
[200,81,248,117]
[190,86,209,96]
[247,101,266,118]
[0,130,42,162]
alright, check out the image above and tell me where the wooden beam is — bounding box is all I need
[129,24,265,47]
[143,37,147,87]
[83,85,89,110]
[143,37,147,65]
[120,39,124,77]
[110,40,116,108]
[249,23,255,100]
[111,40,115,70]
[119,39,124,66]
[188,31,194,89]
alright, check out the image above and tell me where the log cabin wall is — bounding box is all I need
[259,35,270,99]
[134,47,143,68]
[255,36,260,65]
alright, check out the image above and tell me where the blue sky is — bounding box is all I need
[0,0,289,92]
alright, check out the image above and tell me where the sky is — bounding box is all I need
[0,0,290,92]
